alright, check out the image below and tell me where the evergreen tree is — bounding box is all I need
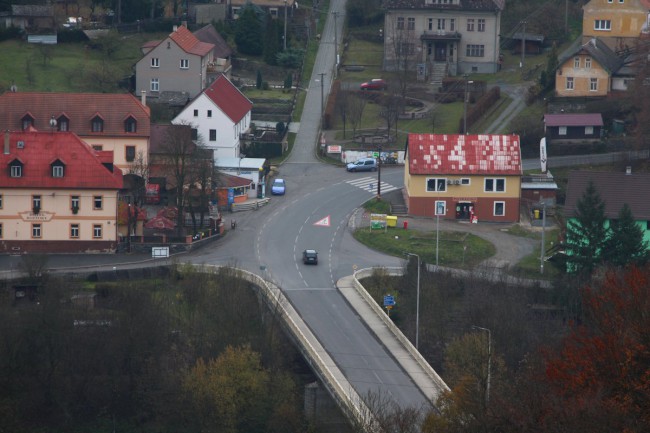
[263,15,280,65]
[541,42,558,92]
[235,6,263,55]
[256,69,262,89]
[565,181,608,275]
[603,203,649,267]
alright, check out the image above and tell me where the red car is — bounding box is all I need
[360,78,387,91]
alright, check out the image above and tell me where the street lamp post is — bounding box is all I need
[463,76,473,134]
[472,325,491,408]
[404,252,420,350]
[284,0,288,50]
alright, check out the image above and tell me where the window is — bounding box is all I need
[594,20,611,30]
[407,17,415,30]
[585,126,594,135]
[93,196,103,210]
[91,116,103,132]
[397,17,404,30]
[232,6,240,17]
[0,193,2,208]
[559,126,567,135]
[0,223,2,239]
[52,164,64,178]
[207,110,212,118]
[428,18,433,31]
[21,115,33,131]
[450,19,455,31]
[70,224,79,238]
[151,78,159,92]
[590,77,598,91]
[71,195,80,210]
[585,57,592,68]
[478,18,485,31]
[209,129,217,141]
[10,164,22,178]
[461,178,470,185]
[437,19,445,30]
[426,178,447,192]
[193,109,198,117]
[125,145,136,162]
[92,145,103,151]
[32,195,41,209]
[151,57,159,67]
[191,128,198,140]
[566,76,574,90]
[466,44,485,57]
[269,8,278,17]
[574,57,580,68]
[398,43,415,55]
[467,18,475,31]
[494,201,505,216]
[58,116,69,131]
[435,201,446,216]
[124,117,137,133]
[93,224,103,238]
[484,178,505,192]
[32,224,41,238]
[180,59,189,69]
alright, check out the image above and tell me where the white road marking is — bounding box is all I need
[345,176,399,193]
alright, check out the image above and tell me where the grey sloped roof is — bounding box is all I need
[193,24,232,60]
[12,5,53,17]
[383,0,503,11]
[558,37,624,74]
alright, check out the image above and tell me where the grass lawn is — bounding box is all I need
[243,88,294,100]
[507,226,563,279]
[353,227,495,269]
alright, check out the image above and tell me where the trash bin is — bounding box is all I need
[403,220,408,230]
[534,209,540,219]
[386,215,397,227]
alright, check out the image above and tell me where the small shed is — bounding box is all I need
[510,32,545,55]
[543,113,603,144]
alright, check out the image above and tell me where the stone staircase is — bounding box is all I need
[383,189,408,216]
[429,62,448,90]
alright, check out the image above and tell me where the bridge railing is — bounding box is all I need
[353,267,450,401]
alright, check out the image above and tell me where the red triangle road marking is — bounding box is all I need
[313,215,331,227]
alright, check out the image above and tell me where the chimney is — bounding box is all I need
[182,21,187,28]
[4,130,9,154]
[173,25,178,32]
[626,166,632,175]
[591,37,597,47]
[141,90,147,106]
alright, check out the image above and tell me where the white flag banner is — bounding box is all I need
[540,137,547,173]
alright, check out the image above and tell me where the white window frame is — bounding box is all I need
[52,165,64,178]
[70,224,79,238]
[426,177,447,192]
[478,18,485,32]
[180,59,189,69]
[590,77,598,91]
[559,126,567,135]
[574,57,580,68]
[71,195,80,210]
[437,19,445,30]
[93,196,103,210]
[585,57,592,69]
[397,17,404,30]
[566,77,574,90]
[10,165,21,177]
[32,195,41,209]
[407,17,415,30]
[428,18,433,31]
[494,201,505,216]
[450,18,455,31]
[93,224,103,239]
[467,18,475,31]
[32,224,41,238]
[484,178,505,192]
[594,20,611,30]
[150,78,159,92]
[151,57,159,68]
[585,126,594,135]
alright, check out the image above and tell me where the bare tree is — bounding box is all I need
[348,93,368,140]
[124,151,150,251]
[335,90,350,139]
[185,139,214,235]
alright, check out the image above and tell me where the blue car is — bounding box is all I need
[271,178,286,195]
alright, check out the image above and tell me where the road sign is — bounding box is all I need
[383,295,395,307]
[313,215,331,227]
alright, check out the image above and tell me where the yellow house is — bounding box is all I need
[555,38,623,98]
[582,0,650,52]
[0,131,123,254]
[404,134,522,223]
[0,91,151,176]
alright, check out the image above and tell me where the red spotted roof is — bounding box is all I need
[169,25,214,56]
[407,134,522,175]
[0,91,150,138]
[203,75,252,123]
[543,113,603,127]
[0,131,123,189]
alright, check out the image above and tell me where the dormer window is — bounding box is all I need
[124,116,137,133]
[91,115,104,132]
[9,160,23,178]
[21,114,34,131]
[51,160,65,178]
[58,115,69,131]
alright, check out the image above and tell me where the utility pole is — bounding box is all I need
[332,12,339,67]
[521,20,527,68]
[376,142,382,199]
[463,75,473,134]
[540,200,546,274]
[284,0,288,50]
[472,326,492,409]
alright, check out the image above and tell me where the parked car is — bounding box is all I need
[302,249,318,265]
[346,158,377,172]
[360,78,386,91]
[271,178,286,195]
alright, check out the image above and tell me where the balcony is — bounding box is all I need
[420,30,461,41]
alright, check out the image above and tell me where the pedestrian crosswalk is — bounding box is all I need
[345,176,400,194]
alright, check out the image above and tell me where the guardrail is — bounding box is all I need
[203,265,379,432]
[352,267,450,401]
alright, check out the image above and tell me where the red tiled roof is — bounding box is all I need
[544,113,603,127]
[407,134,522,175]
[203,75,252,123]
[216,172,253,188]
[0,91,150,137]
[0,131,123,189]
[169,25,214,56]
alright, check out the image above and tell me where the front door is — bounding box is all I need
[434,42,447,61]
[455,202,474,220]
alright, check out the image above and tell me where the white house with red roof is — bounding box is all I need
[172,74,252,161]
[404,134,522,222]
[136,24,215,99]
[0,131,123,254]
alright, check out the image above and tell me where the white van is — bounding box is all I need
[346,158,377,172]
